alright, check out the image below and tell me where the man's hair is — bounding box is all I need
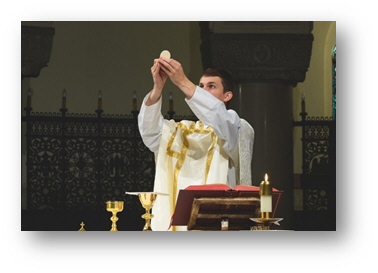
[201,68,234,93]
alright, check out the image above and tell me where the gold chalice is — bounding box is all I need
[125,191,169,231]
[138,193,157,231]
[106,201,124,231]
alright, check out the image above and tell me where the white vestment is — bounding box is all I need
[138,86,254,231]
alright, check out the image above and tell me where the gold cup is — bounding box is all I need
[138,193,157,231]
[106,201,124,231]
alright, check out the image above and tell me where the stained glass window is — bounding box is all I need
[332,45,336,120]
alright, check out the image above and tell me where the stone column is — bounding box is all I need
[200,22,313,230]
[21,24,55,79]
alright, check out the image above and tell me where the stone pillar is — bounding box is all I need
[200,22,313,230]
[21,25,55,79]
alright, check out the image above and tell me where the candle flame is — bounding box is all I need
[62,89,66,97]
[98,90,102,98]
[265,173,268,181]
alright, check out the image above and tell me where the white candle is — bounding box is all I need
[301,93,305,113]
[260,195,272,213]
[27,88,32,107]
[62,89,67,109]
[133,91,137,111]
[260,173,272,213]
[169,92,173,111]
[98,90,102,110]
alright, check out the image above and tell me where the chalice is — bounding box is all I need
[138,193,157,231]
[106,201,124,231]
[126,192,169,231]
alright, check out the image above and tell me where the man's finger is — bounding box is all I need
[159,63,171,75]
[158,59,168,69]
[159,57,173,66]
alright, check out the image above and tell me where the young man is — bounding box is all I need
[138,57,253,231]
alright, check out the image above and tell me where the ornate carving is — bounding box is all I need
[303,124,332,175]
[302,174,334,211]
[23,111,198,212]
[294,118,336,212]
[29,137,62,209]
[304,187,329,211]
[208,21,313,34]
[24,112,155,211]
[200,31,313,86]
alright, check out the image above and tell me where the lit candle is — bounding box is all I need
[98,90,102,110]
[301,93,305,113]
[62,89,67,109]
[133,91,137,111]
[26,88,32,108]
[259,173,272,218]
[169,92,173,112]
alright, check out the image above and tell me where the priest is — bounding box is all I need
[138,56,254,231]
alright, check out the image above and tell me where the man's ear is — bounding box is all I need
[223,91,233,103]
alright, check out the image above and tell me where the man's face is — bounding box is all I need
[199,76,231,103]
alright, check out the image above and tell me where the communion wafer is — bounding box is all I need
[160,50,171,59]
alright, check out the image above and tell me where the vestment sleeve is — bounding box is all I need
[185,86,240,166]
[137,92,164,153]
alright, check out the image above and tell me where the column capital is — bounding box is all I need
[21,25,55,79]
[200,22,314,86]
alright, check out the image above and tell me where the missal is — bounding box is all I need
[184,183,281,192]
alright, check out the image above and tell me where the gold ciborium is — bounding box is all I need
[106,201,124,231]
[138,193,157,231]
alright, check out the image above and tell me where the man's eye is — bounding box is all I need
[209,85,215,88]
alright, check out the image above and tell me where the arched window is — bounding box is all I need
[332,45,336,120]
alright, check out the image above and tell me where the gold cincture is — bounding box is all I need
[106,201,124,231]
[166,121,216,212]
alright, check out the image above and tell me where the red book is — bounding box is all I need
[185,183,280,192]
